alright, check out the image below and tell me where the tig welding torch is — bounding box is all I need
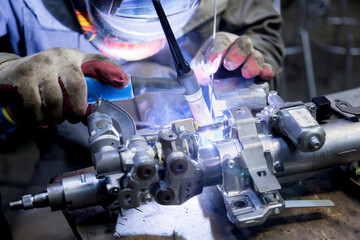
[0,75,184,134]
[152,0,213,126]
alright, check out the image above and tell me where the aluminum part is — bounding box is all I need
[229,107,281,193]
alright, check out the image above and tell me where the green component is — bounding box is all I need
[356,166,360,175]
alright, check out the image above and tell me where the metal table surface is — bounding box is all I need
[66,88,360,240]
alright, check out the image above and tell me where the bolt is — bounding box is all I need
[145,135,157,142]
[9,200,24,210]
[111,188,119,194]
[273,161,284,173]
[271,114,278,122]
[307,104,316,112]
[178,126,186,132]
[310,136,321,150]
[274,208,280,214]
[236,108,246,118]
[227,159,236,168]
[143,193,152,204]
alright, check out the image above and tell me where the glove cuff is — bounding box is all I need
[0,53,20,70]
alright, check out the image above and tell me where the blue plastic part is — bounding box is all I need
[85,76,134,104]
[0,76,134,134]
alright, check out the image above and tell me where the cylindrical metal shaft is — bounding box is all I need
[262,119,360,178]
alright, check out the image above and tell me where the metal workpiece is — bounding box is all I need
[88,112,122,177]
[211,78,269,117]
[155,152,205,205]
[213,138,243,194]
[133,151,156,180]
[224,190,284,228]
[267,91,285,106]
[89,99,136,144]
[154,126,205,205]
[229,107,281,193]
[47,173,109,211]
[171,118,197,133]
[11,92,360,232]
[336,100,360,116]
[88,112,120,153]
[266,91,325,152]
[118,135,159,209]
[93,150,122,177]
[158,130,180,159]
[198,146,222,187]
[274,105,325,152]
[130,75,185,96]
[9,192,49,210]
[10,172,110,212]
[118,171,158,209]
[158,128,198,161]
[262,118,360,178]
[122,135,156,173]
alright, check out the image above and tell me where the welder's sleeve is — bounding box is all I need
[0,1,11,37]
[220,0,285,74]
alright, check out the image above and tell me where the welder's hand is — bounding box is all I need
[0,48,129,125]
[191,32,274,86]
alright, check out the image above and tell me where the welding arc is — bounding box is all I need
[197,120,228,133]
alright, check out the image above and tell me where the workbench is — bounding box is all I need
[65,88,360,240]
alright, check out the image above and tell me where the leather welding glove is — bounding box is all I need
[0,48,129,125]
[191,32,274,86]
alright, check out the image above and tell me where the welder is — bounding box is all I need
[0,0,284,238]
[0,0,283,128]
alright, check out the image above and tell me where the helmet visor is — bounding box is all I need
[89,0,200,42]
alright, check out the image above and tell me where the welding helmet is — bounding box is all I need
[72,0,200,61]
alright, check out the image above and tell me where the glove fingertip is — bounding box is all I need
[241,55,262,79]
[81,61,129,89]
[110,73,130,89]
[259,64,274,81]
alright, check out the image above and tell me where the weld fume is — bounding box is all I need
[144,92,193,126]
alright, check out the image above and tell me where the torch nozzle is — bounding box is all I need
[187,96,213,126]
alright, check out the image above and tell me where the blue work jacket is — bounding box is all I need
[0,0,98,56]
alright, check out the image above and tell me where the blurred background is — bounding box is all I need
[0,0,359,239]
[281,0,360,101]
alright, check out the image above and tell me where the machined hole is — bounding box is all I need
[176,164,183,170]
[164,195,171,202]
[234,200,247,208]
[257,170,267,177]
[144,169,151,176]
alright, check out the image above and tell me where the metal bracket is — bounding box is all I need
[336,100,360,116]
[91,98,136,144]
[230,107,281,193]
